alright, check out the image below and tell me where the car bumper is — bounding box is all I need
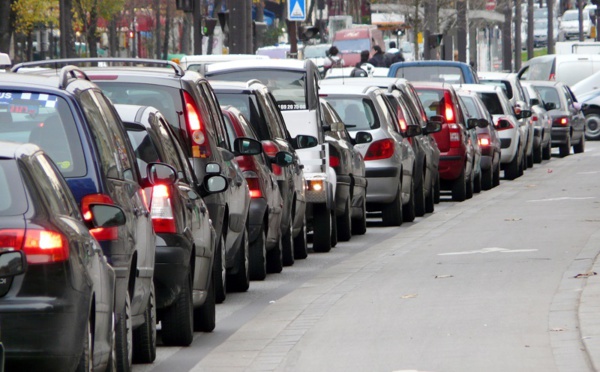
[154,238,192,310]
[438,153,466,181]
[551,127,570,146]
[365,166,400,204]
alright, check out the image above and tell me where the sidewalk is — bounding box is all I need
[579,228,600,371]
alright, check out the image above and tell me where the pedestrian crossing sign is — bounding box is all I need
[288,0,306,21]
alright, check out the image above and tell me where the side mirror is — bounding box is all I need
[530,98,540,106]
[424,119,442,134]
[428,114,446,125]
[0,251,26,278]
[205,163,221,175]
[233,137,262,156]
[495,118,513,130]
[520,109,532,119]
[147,163,177,186]
[354,131,373,144]
[201,174,228,195]
[466,118,479,130]
[292,135,318,149]
[477,118,490,128]
[85,204,127,229]
[582,103,589,111]
[404,125,421,137]
[544,102,557,111]
[572,102,582,111]
[273,151,294,167]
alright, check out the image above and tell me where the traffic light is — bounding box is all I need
[218,11,229,33]
[205,18,218,36]
[176,0,193,12]
[428,33,443,48]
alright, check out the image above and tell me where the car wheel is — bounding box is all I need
[434,172,441,204]
[505,147,520,180]
[473,170,482,194]
[573,134,585,154]
[452,168,467,201]
[527,146,534,168]
[330,208,338,248]
[465,170,474,200]
[313,203,333,252]
[293,215,308,259]
[107,313,117,372]
[584,110,600,140]
[249,224,267,280]
[493,161,501,187]
[161,271,193,346]
[542,140,552,160]
[281,216,295,267]
[214,234,227,304]
[76,318,93,372]
[336,197,352,242]
[115,290,132,372]
[402,177,416,222]
[481,168,493,191]
[533,142,543,163]
[425,177,435,213]
[414,170,426,217]
[266,235,283,273]
[228,226,250,291]
[559,135,571,157]
[382,184,403,226]
[132,282,156,363]
[193,273,215,332]
[518,148,525,176]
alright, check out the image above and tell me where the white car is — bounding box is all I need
[560,9,592,40]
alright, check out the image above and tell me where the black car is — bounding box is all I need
[115,104,232,347]
[4,65,156,370]
[0,141,126,371]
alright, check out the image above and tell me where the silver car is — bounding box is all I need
[521,82,553,162]
[320,84,419,226]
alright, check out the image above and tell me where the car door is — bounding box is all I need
[563,85,586,138]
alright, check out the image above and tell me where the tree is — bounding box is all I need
[0,0,16,54]
[73,0,125,57]
[11,0,59,60]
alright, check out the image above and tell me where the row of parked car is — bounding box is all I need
[0,56,584,371]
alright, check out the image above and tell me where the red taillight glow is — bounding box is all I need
[262,140,282,175]
[329,155,340,167]
[81,194,119,241]
[184,91,211,158]
[448,123,461,148]
[246,177,262,198]
[151,185,176,234]
[364,138,395,160]
[478,135,491,147]
[553,116,569,126]
[549,73,556,81]
[444,91,455,123]
[531,115,538,123]
[496,117,515,131]
[0,229,68,264]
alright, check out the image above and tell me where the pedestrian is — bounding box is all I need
[367,45,385,67]
[350,50,370,77]
[383,41,405,67]
[323,46,344,74]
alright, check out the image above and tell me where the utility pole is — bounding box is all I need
[527,0,534,60]
[193,0,203,54]
[578,0,584,41]
[548,0,555,53]
[502,0,513,71]
[456,0,467,62]
[515,0,522,71]
[423,0,438,60]
[229,1,247,53]
[245,1,252,54]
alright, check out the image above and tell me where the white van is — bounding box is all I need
[178,54,269,74]
[517,54,600,86]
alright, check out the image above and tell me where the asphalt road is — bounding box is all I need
[135,142,600,372]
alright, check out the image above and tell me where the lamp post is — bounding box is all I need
[49,6,54,59]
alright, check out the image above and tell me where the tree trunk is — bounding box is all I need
[181,12,191,55]
[0,0,15,54]
[163,0,170,59]
[109,18,118,57]
[154,0,161,59]
[88,1,99,57]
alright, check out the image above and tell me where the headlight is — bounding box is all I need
[307,179,324,192]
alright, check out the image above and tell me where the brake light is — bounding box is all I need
[0,229,69,264]
[262,140,282,175]
[478,134,491,147]
[553,116,569,126]
[364,138,395,160]
[495,117,515,131]
[444,91,455,123]
[449,123,462,148]
[245,175,262,198]
[184,91,211,159]
[235,155,255,172]
[81,194,119,241]
[150,185,176,234]
[549,73,556,81]
[329,155,340,167]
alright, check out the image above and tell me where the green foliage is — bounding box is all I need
[12,0,59,34]
[263,26,283,46]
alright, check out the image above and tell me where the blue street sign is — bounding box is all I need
[288,0,306,21]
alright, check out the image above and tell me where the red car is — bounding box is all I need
[413,82,480,201]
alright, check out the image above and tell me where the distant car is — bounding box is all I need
[529,81,586,156]
[574,88,600,140]
[388,60,480,84]
[0,141,124,371]
[455,89,502,190]
[320,84,420,226]
[178,54,270,75]
[560,9,592,40]
[521,82,553,161]
[518,54,600,86]
[115,104,230,347]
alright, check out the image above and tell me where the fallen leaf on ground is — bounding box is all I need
[574,272,597,278]
[504,218,522,221]
[550,328,566,332]
[435,275,454,279]
[401,294,418,299]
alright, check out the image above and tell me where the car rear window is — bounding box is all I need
[393,66,464,84]
[534,86,563,109]
[458,95,480,118]
[480,80,513,99]
[415,89,444,118]
[0,92,86,177]
[325,97,380,130]
[0,159,27,216]
[216,92,272,140]
[125,127,160,179]
[477,92,505,115]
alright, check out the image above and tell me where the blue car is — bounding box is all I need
[388,60,480,84]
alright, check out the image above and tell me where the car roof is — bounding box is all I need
[453,83,501,93]
[180,54,269,63]
[206,59,310,74]
[390,60,471,68]
[113,104,159,127]
[0,72,62,90]
[319,83,382,96]
[525,80,563,88]
[410,81,456,90]
[320,77,397,89]
[208,80,264,92]
[478,72,516,80]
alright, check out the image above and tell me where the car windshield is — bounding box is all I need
[480,79,514,99]
[324,97,380,130]
[477,92,505,115]
[0,160,27,216]
[394,66,464,84]
[304,45,330,58]
[534,8,548,18]
[333,38,370,53]
[534,20,547,29]
[415,89,446,118]
[208,70,308,111]
[534,86,563,109]
[0,92,86,177]
[458,95,480,119]
[562,11,579,21]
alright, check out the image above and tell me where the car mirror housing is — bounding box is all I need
[354,131,373,144]
[544,102,557,111]
[404,125,421,138]
[466,118,479,129]
[205,163,221,175]
[147,163,177,186]
[202,174,228,195]
[233,137,263,156]
[273,151,294,167]
[292,135,318,149]
[495,118,512,130]
[477,118,490,128]
[0,251,27,278]
[520,109,532,119]
[85,204,127,230]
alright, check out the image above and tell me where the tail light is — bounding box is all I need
[478,133,491,147]
[531,115,538,124]
[0,229,69,264]
[82,194,118,241]
[549,73,556,81]
[329,155,340,167]
[184,91,211,159]
[262,140,282,175]
[244,173,262,198]
[150,185,176,234]
[495,117,515,131]
[235,155,255,173]
[553,116,569,126]
[364,138,395,160]
[448,123,461,148]
[444,91,456,123]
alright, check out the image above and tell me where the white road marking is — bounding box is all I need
[527,196,596,202]
[577,171,600,174]
[438,247,538,256]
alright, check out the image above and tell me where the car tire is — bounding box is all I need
[584,110,600,140]
[161,272,193,346]
[249,225,267,280]
[107,313,118,372]
[466,170,474,200]
[281,216,295,267]
[228,227,250,292]
[559,135,571,157]
[434,172,441,204]
[481,168,493,191]
[214,234,226,304]
[425,177,435,213]
[451,168,467,201]
[351,194,367,235]
[505,149,520,180]
[115,290,132,372]
[542,140,552,160]
[76,318,93,372]
[132,282,156,363]
[193,274,215,332]
[573,134,585,154]
[518,148,525,176]
[382,184,403,226]
[336,197,352,242]
[527,147,534,168]
[330,208,338,248]
[266,236,283,273]
[533,142,543,163]
[293,215,308,259]
[402,177,416,222]
[414,170,426,217]
[313,203,332,252]
[493,161,501,187]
